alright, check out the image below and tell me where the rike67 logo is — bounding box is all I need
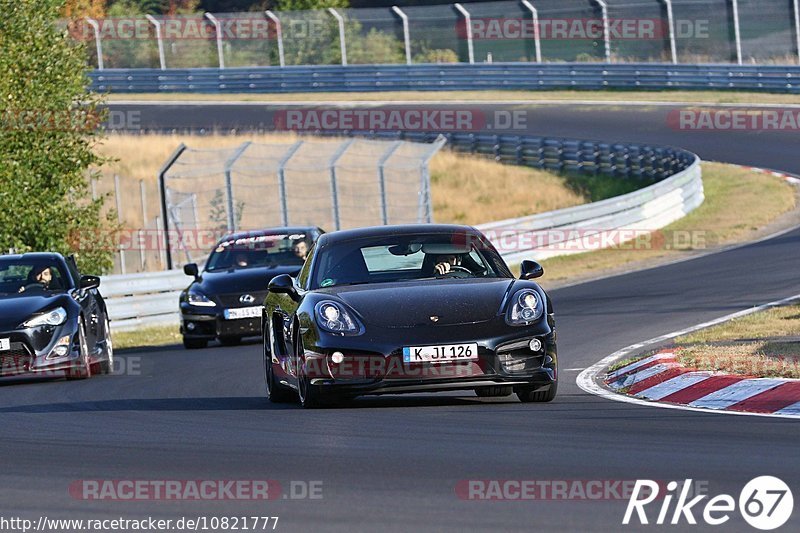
[624,477,793,530]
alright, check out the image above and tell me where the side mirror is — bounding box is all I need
[520,260,544,280]
[183,263,199,279]
[268,274,298,299]
[79,275,101,290]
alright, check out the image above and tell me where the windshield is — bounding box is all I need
[311,234,505,289]
[205,233,311,272]
[0,259,68,296]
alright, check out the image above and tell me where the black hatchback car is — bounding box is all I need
[179,227,323,349]
[0,253,113,379]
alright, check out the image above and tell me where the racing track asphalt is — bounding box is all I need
[0,101,798,532]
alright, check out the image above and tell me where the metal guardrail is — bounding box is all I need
[478,155,703,263]
[100,133,701,332]
[90,63,800,94]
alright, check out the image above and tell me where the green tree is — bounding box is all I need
[0,0,116,273]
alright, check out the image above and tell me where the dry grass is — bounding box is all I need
[677,304,800,344]
[95,133,585,228]
[429,151,584,225]
[676,342,800,379]
[536,162,797,285]
[108,90,800,106]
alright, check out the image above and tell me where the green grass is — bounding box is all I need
[113,325,181,350]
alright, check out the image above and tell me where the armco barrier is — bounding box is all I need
[100,132,701,332]
[90,63,800,94]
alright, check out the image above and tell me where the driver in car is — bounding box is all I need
[433,254,464,275]
[18,265,54,293]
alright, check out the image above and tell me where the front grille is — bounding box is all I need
[216,291,269,308]
[0,342,33,374]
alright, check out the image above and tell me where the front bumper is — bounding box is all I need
[180,304,261,339]
[277,317,557,397]
[0,319,85,378]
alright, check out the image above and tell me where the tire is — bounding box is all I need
[264,324,295,404]
[515,381,558,403]
[67,319,91,380]
[219,336,242,346]
[296,336,325,409]
[99,316,114,374]
[475,386,513,398]
[182,337,208,350]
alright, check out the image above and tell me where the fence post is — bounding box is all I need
[145,15,166,70]
[264,10,285,67]
[140,180,147,271]
[85,18,104,70]
[660,0,678,64]
[155,215,165,269]
[328,8,348,66]
[419,135,448,223]
[593,0,612,62]
[277,140,304,226]
[392,6,412,65]
[520,1,542,63]
[328,139,355,231]
[793,0,800,64]
[224,142,252,233]
[454,3,475,64]
[377,141,403,225]
[114,174,126,275]
[204,13,225,69]
[731,0,743,64]
[157,143,187,270]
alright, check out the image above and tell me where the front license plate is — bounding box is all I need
[403,343,479,364]
[0,338,9,351]
[223,306,263,320]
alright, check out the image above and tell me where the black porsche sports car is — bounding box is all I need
[180,227,323,349]
[0,253,113,379]
[263,224,557,408]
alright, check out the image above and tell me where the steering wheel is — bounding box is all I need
[437,265,473,278]
[18,283,45,293]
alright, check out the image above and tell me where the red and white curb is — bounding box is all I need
[577,292,800,419]
[606,351,800,417]
[731,164,800,185]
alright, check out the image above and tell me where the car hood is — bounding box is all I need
[0,293,72,331]
[327,278,516,328]
[196,265,301,295]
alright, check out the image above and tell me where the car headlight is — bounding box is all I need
[23,307,67,328]
[187,290,216,307]
[505,289,544,326]
[315,301,363,335]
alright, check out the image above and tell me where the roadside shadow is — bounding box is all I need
[0,396,280,413]
[0,394,512,413]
